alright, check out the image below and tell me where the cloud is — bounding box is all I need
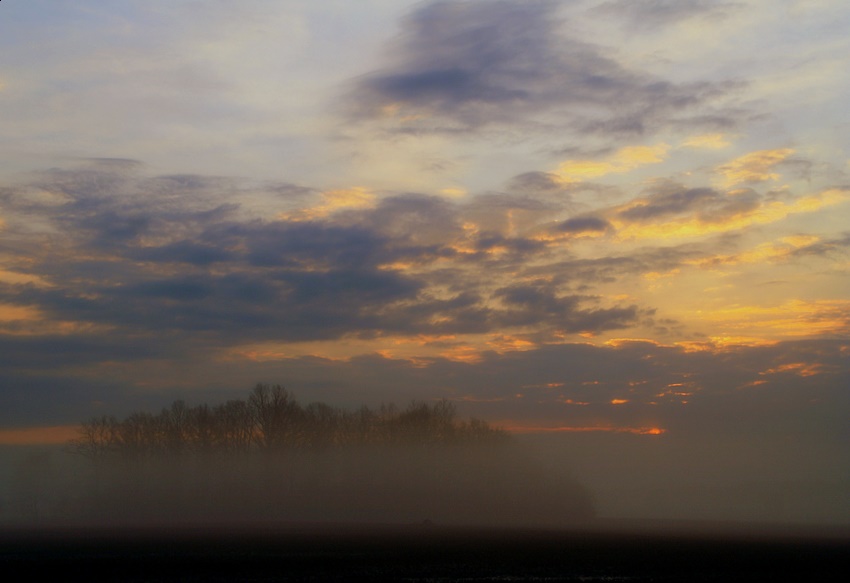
[209,337,850,440]
[594,0,742,27]
[789,232,850,257]
[688,298,850,342]
[556,144,670,183]
[716,148,796,186]
[506,172,568,195]
[131,240,234,265]
[4,327,847,442]
[556,216,612,234]
[686,235,820,267]
[682,133,732,149]
[357,193,464,246]
[459,192,561,240]
[611,183,849,241]
[616,181,748,223]
[280,187,377,221]
[523,245,702,287]
[2,154,848,435]
[346,0,744,137]
[1,162,659,363]
[492,283,641,332]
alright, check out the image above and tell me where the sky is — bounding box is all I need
[1,1,849,523]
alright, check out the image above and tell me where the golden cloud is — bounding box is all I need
[682,133,732,149]
[675,338,780,352]
[716,148,795,186]
[694,299,850,342]
[556,144,669,183]
[278,187,376,221]
[614,188,848,241]
[438,186,467,198]
[686,235,820,267]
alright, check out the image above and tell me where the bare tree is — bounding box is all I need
[248,383,302,450]
[69,415,118,459]
[214,399,254,453]
[69,383,509,458]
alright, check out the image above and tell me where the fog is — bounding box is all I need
[3,433,849,532]
[0,441,593,528]
[520,431,850,528]
[2,383,848,532]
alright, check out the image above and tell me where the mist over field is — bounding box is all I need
[523,431,850,528]
[0,387,596,528]
[0,442,593,528]
[3,430,849,531]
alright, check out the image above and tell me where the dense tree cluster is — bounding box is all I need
[70,384,509,460]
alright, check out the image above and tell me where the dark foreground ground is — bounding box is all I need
[2,521,849,582]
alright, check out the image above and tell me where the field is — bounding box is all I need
[2,521,849,582]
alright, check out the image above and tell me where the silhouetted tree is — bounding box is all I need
[63,384,595,526]
[214,399,254,453]
[70,383,510,459]
[303,402,341,448]
[70,415,119,459]
[248,383,302,450]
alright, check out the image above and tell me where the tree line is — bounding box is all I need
[70,384,509,459]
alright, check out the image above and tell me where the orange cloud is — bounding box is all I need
[486,334,537,352]
[438,345,485,364]
[739,379,769,389]
[760,362,824,377]
[523,382,566,389]
[0,303,42,322]
[503,425,665,435]
[0,425,79,445]
[678,337,780,350]
[0,269,51,286]
[604,338,661,348]
[556,398,590,405]
[0,304,111,337]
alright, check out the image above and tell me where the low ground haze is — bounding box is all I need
[3,431,848,531]
[2,385,848,532]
